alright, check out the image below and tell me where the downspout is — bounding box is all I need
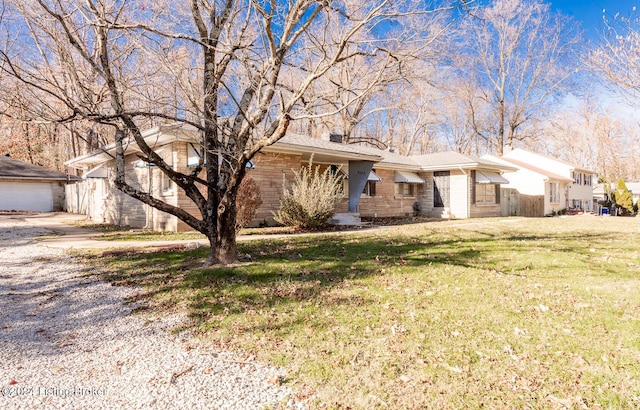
[459,166,470,218]
[144,166,153,229]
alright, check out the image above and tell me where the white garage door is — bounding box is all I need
[0,181,54,212]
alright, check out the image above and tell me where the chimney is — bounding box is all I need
[329,133,343,144]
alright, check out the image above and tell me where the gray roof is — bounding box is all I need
[0,155,73,181]
[411,151,509,170]
[270,134,384,162]
[274,135,513,171]
[65,123,515,173]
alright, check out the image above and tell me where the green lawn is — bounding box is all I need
[86,216,640,409]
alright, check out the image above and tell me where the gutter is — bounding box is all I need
[263,143,383,163]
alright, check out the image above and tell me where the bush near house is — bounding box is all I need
[235,176,263,232]
[273,161,344,229]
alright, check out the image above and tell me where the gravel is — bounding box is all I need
[0,215,305,410]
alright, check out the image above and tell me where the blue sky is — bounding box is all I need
[550,0,637,43]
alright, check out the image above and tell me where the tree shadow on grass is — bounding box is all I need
[89,227,636,341]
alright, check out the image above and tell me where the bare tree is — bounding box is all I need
[453,0,582,155]
[528,97,640,181]
[590,6,640,103]
[291,1,459,152]
[1,0,453,265]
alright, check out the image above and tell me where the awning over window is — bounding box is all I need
[368,170,382,182]
[476,171,509,184]
[339,170,380,181]
[82,165,108,179]
[394,170,425,184]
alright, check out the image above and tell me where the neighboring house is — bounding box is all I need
[64,124,515,231]
[0,155,76,212]
[625,183,640,204]
[484,148,596,216]
[594,182,640,204]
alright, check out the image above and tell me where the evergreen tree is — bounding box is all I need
[613,178,634,215]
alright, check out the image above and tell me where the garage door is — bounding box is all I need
[0,181,54,211]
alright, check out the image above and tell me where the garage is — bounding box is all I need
[0,155,74,212]
[0,181,55,212]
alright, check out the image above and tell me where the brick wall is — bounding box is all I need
[358,169,422,217]
[249,152,301,226]
[173,145,302,229]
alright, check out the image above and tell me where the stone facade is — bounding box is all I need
[69,140,507,231]
[357,169,422,217]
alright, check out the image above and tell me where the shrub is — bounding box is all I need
[235,175,262,232]
[613,178,634,216]
[273,160,344,229]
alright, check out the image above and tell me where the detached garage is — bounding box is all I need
[0,155,75,212]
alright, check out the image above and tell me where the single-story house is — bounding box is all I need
[0,155,76,212]
[64,124,516,231]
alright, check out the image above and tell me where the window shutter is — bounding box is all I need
[495,185,500,204]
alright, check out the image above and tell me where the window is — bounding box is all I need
[549,182,560,203]
[160,148,174,194]
[363,180,377,197]
[573,172,581,185]
[475,183,497,205]
[572,199,582,209]
[395,183,415,197]
[584,174,592,186]
[161,172,173,193]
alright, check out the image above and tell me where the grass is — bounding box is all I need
[82,216,640,409]
[81,223,310,241]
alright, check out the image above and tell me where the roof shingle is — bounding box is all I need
[0,155,72,180]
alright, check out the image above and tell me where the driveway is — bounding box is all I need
[0,213,303,409]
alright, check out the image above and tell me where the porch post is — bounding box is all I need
[348,161,373,212]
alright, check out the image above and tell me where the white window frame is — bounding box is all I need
[549,182,560,204]
[158,147,174,195]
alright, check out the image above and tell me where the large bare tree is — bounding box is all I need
[453,0,582,155]
[1,0,462,265]
[528,97,640,182]
[590,6,640,102]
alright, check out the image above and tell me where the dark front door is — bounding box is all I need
[434,171,450,208]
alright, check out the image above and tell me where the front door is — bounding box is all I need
[434,171,450,208]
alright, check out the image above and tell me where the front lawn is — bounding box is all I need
[86,216,640,409]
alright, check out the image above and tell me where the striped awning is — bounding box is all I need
[476,171,509,184]
[340,170,381,181]
[368,170,382,182]
[394,171,425,184]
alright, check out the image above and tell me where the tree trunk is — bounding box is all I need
[203,205,238,267]
[497,98,505,156]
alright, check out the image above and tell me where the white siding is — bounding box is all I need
[449,171,468,218]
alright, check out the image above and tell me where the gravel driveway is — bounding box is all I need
[0,214,302,409]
